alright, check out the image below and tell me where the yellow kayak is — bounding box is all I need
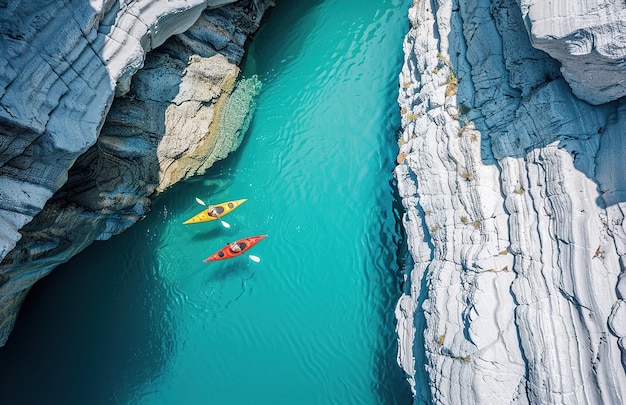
[183,198,247,224]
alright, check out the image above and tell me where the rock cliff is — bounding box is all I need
[395,0,626,403]
[0,0,272,345]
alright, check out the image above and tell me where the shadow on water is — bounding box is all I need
[190,227,224,242]
[373,186,415,405]
[0,211,175,404]
[205,261,255,283]
[242,0,324,80]
[373,76,415,404]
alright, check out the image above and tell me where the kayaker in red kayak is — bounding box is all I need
[204,235,267,262]
[229,242,243,252]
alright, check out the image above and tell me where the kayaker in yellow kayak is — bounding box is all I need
[184,198,247,227]
[207,206,221,217]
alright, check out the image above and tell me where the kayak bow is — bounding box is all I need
[183,198,247,224]
[203,235,267,262]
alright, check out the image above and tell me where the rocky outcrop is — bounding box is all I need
[521,0,626,105]
[0,0,272,345]
[395,0,626,403]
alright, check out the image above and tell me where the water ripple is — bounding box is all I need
[0,2,414,404]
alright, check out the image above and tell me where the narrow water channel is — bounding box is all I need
[0,1,413,403]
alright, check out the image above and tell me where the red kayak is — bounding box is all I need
[203,235,267,262]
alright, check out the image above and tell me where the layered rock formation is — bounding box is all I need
[521,0,626,105]
[0,0,271,344]
[395,0,626,403]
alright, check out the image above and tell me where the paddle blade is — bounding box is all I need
[220,220,231,229]
[248,255,260,263]
[195,197,206,206]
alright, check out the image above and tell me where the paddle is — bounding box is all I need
[247,254,261,263]
[195,197,231,228]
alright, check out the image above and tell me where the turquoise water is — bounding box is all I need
[0,1,412,404]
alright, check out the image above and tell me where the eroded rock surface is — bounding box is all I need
[0,0,271,345]
[521,0,626,105]
[395,0,626,403]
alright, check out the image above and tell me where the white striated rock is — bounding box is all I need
[520,0,626,104]
[0,0,272,345]
[0,0,236,260]
[396,0,626,403]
